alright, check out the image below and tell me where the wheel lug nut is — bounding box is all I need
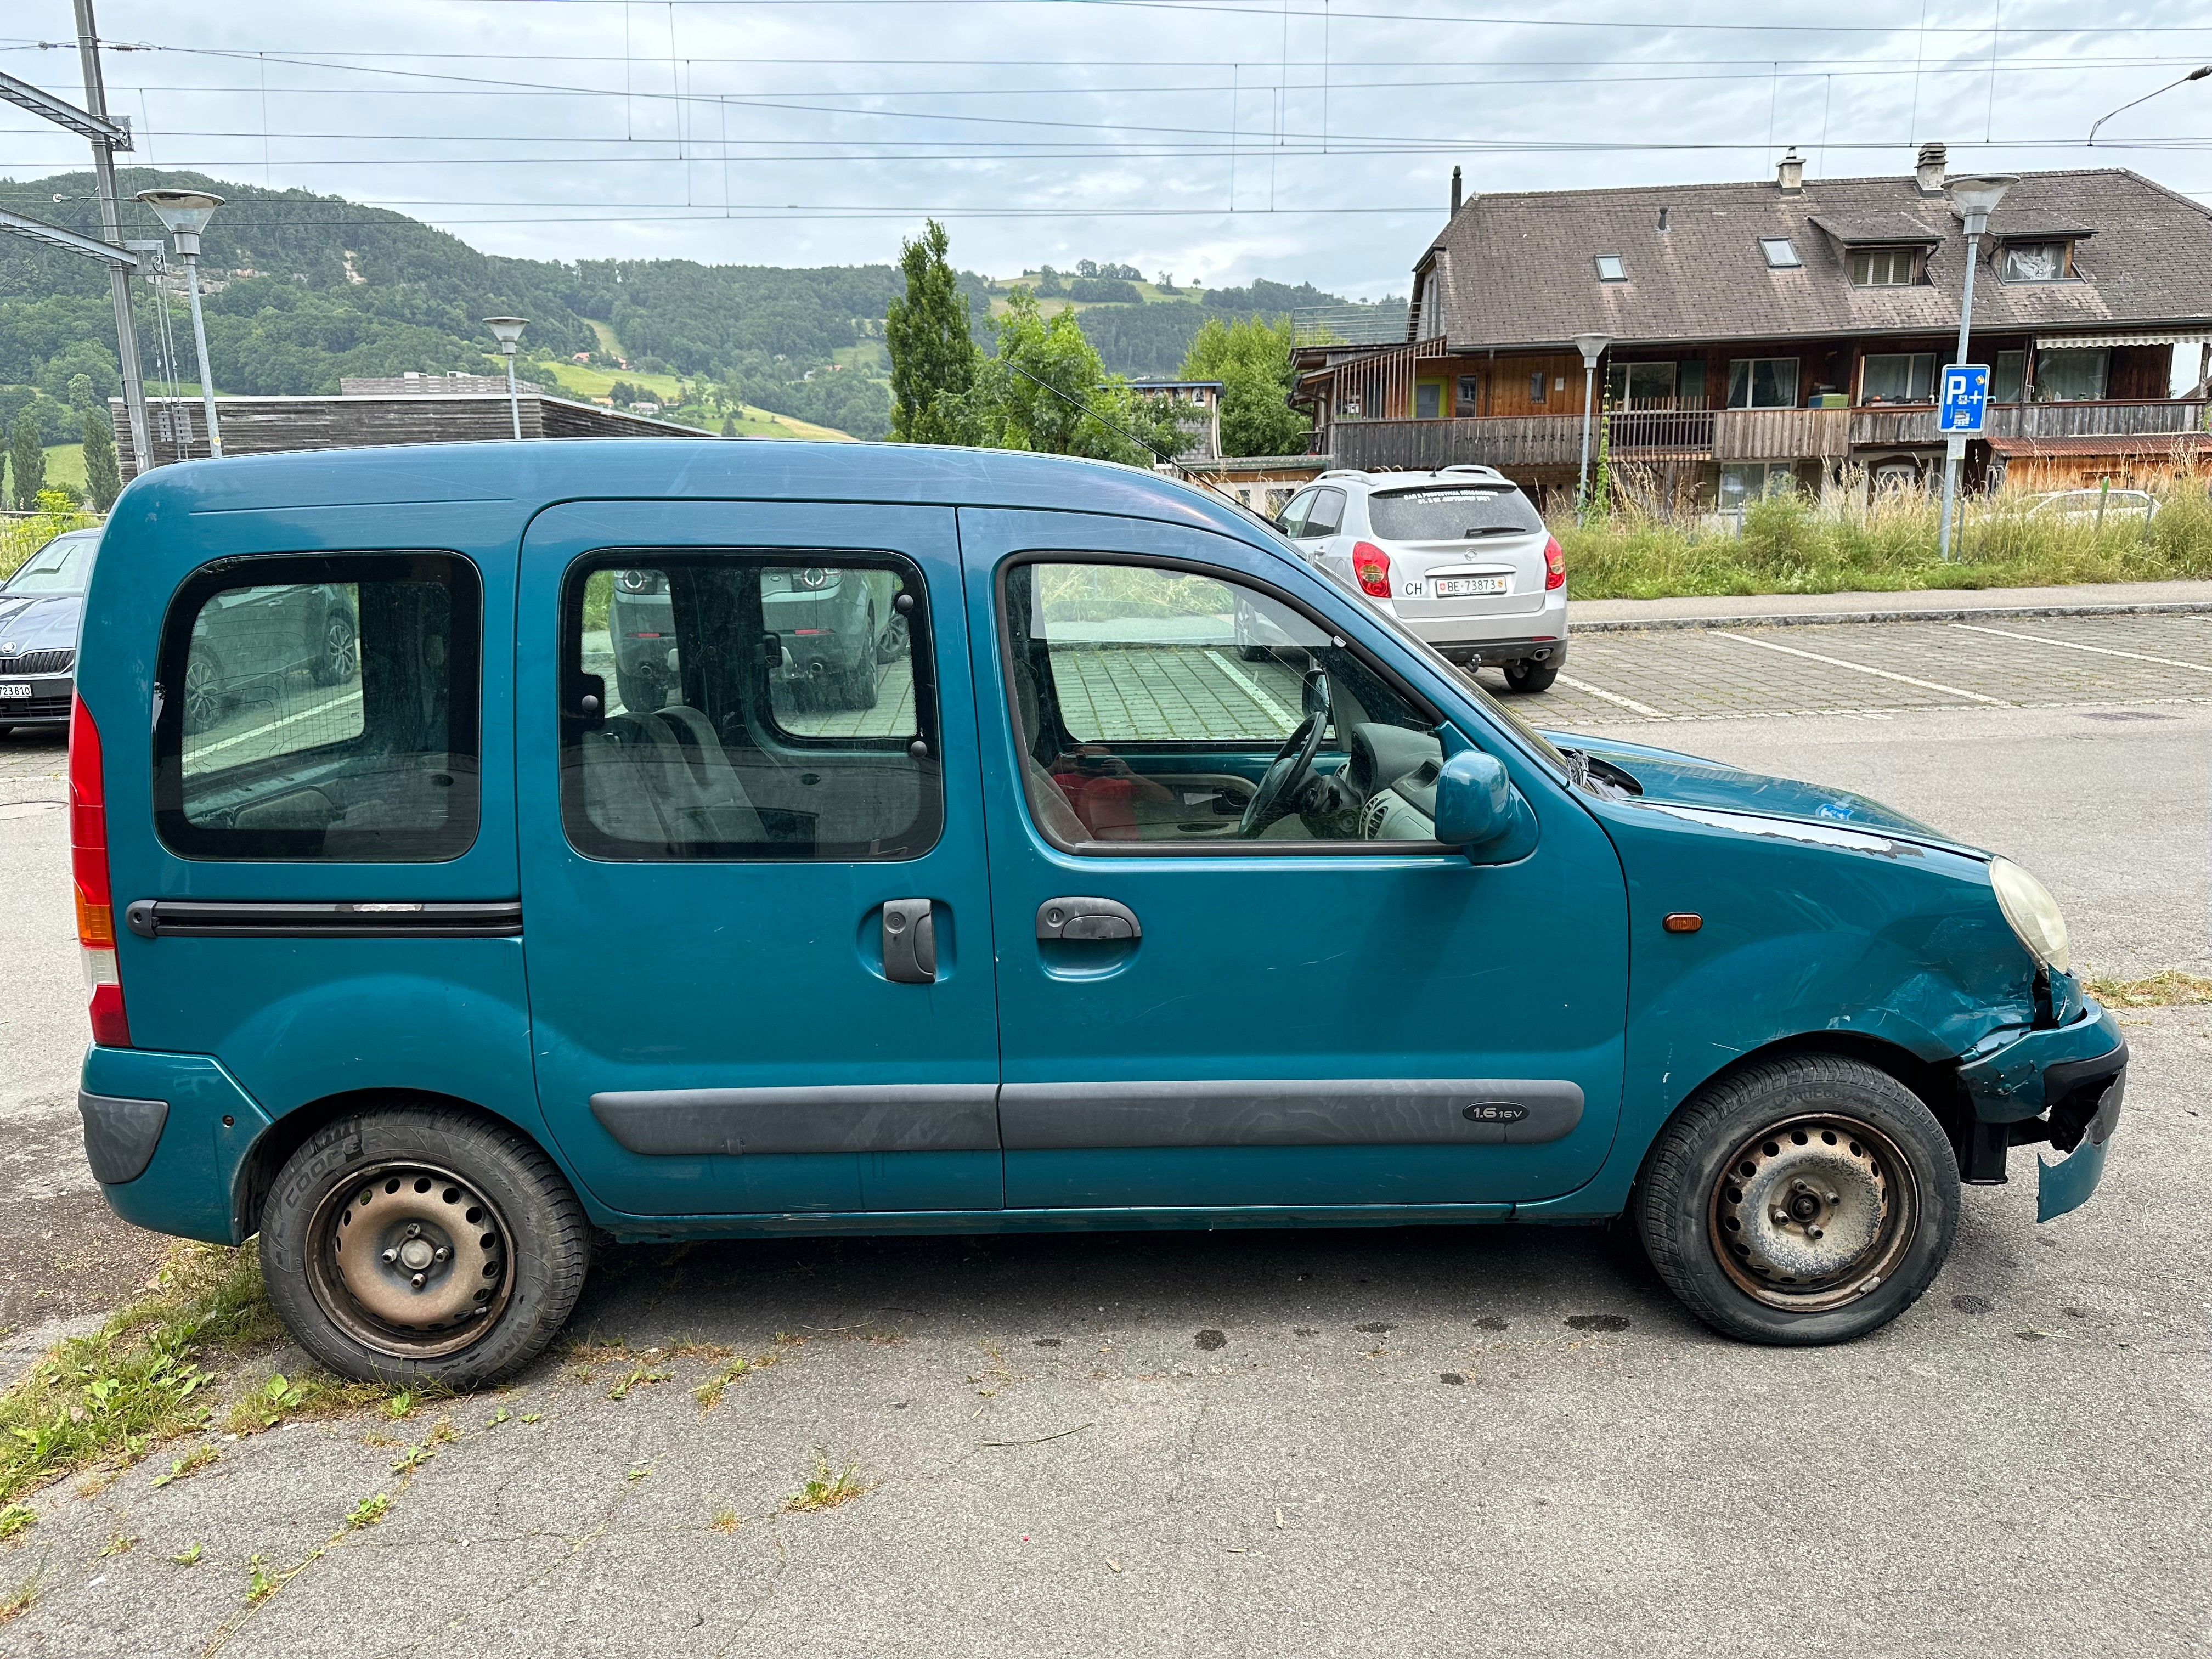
[434,1246,449,1262]
[381,1249,398,1265]
[405,1223,422,1239]
[1825,1191,1839,1205]
[410,1272,426,1289]
[1807,1226,1824,1240]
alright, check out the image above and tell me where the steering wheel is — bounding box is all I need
[1238,670,1332,838]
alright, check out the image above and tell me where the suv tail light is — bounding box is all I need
[70,696,131,1048]
[1543,534,1566,591]
[1351,541,1392,598]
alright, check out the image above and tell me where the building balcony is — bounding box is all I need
[1324,398,2209,472]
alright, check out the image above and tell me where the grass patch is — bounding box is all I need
[781,1453,867,1514]
[692,1350,780,1413]
[0,1245,279,1506]
[344,1493,390,1530]
[1560,475,2212,600]
[2086,969,2212,1008]
[0,1564,39,1624]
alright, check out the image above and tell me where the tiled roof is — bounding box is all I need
[1420,167,2212,351]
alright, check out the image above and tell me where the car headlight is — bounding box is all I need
[1989,857,2070,973]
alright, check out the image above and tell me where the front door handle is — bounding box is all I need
[882,898,937,984]
[1035,897,1141,943]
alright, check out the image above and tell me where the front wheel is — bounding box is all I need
[259,1102,590,1388]
[1503,657,1560,693]
[1634,1054,1959,1345]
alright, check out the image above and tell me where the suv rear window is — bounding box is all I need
[1367,486,1543,541]
[153,552,482,861]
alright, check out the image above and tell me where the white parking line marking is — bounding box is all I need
[1713,631,2010,706]
[1949,623,2212,674]
[1202,649,1296,726]
[1554,673,1669,719]
[185,691,361,763]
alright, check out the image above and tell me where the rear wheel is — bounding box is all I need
[259,1102,589,1388]
[182,647,225,734]
[311,610,359,686]
[614,665,665,714]
[1503,657,1559,693]
[1634,1054,1958,1345]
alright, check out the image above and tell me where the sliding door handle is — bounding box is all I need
[1036,897,1141,942]
[882,898,937,984]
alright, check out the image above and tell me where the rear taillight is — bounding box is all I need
[70,696,130,1048]
[1351,541,1392,598]
[1542,534,1566,591]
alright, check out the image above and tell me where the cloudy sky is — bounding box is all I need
[4,0,2208,295]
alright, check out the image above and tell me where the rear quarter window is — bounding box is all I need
[1367,487,1543,540]
[152,552,482,861]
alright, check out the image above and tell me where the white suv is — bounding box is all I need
[1268,465,1567,692]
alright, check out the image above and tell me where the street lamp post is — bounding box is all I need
[133,189,224,459]
[483,318,528,439]
[1938,174,2017,561]
[1572,331,1612,521]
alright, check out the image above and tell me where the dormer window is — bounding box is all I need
[1594,255,1626,283]
[2001,240,2073,282]
[1850,249,1919,286]
[1759,238,1801,269]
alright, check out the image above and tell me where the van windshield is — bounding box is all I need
[1369,487,1543,541]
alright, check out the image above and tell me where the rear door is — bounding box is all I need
[515,500,1000,1220]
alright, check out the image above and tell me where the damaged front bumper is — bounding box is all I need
[1956,1002,2128,1222]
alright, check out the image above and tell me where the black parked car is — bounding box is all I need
[0,527,101,735]
[608,564,902,713]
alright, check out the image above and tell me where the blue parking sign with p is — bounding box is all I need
[1939,363,1990,435]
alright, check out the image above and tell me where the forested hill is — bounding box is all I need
[2,171,1404,441]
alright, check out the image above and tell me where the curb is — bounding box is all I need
[1571,599,2212,633]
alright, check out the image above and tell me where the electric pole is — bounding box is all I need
[72,0,152,478]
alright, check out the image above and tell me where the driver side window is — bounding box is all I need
[1002,559,1447,849]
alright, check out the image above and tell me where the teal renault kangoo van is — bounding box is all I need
[70,442,2125,1384]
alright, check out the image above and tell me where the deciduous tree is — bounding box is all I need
[1178,315,1311,457]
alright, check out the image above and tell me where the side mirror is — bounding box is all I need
[1300,668,1331,721]
[1432,749,1514,853]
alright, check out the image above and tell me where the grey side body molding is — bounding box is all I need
[591,1080,1583,1156]
[997,1079,1584,1149]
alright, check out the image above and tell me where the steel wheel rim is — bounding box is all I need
[1706,1113,1919,1312]
[325,616,358,680]
[304,1161,514,1359]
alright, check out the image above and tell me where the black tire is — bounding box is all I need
[614,666,664,714]
[821,656,881,710]
[311,608,359,687]
[1237,644,1270,663]
[181,647,225,735]
[874,609,910,665]
[1633,1054,1959,1345]
[1503,658,1560,693]
[259,1102,590,1389]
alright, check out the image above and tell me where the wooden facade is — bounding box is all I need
[111,392,706,481]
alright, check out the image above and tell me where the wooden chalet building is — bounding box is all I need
[1292,145,2212,510]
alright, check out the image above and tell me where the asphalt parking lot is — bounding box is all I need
[0,612,2205,1657]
